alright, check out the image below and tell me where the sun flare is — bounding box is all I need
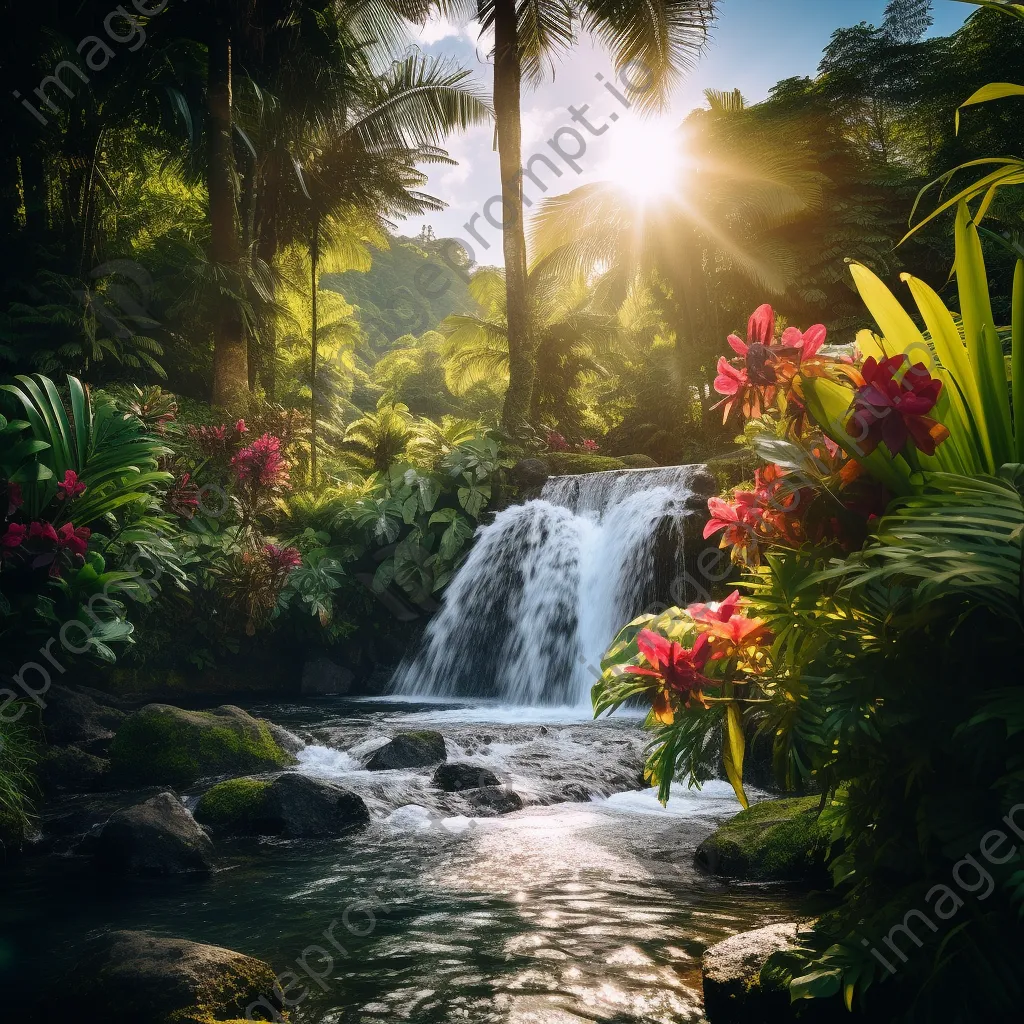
[602,123,689,203]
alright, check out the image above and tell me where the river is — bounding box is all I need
[3,696,815,1023]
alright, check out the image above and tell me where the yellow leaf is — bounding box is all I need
[723,702,748,809]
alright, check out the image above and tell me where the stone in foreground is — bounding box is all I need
[702,922,843,1023]
[195,773,369,838]
[364,730,446,770]
[93,792,214,876]
[695,796,829,881]
[466,785,524,815]
[65,930,283,1024]
[432,762,500,791]
[109,704,295,786]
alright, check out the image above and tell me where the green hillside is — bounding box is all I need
[322,230,479,351]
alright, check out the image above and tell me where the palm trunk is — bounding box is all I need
[207,14,249,411]
[310,215,320,488]
[493,0,535,438]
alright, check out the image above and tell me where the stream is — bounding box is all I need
[2,696,815,1023]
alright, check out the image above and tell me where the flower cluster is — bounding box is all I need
[56,470,86,501]
[545,430,570,452]
[230,433,290,490]
[185,419,248,458]
[2,518,91,574]
[580,439,600,453]
[620,591,772,725]
[263,543,302,572]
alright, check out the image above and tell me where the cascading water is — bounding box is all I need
[391,465,701,706]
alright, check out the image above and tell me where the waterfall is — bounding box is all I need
[390,466,701,706]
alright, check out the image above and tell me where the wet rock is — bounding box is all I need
[36,745,109,794]
[702,922,841,1022]
[433,762,500,792]
[364,730,446,770]
[109,704,295,786]
[195,773,369,838]
[43,684,126,756]
[688,468,720,497]
[64,929,282,1024]
[560,783,592,803]
[695,797,829,881]
[466,786,524,815]
[266,721,306,755]
[301,656,354,696]
[510,457,550,488]
[93,792,214,876]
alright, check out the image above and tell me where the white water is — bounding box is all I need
[391,466,699,706]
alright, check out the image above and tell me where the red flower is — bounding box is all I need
[580,439,600,453]
[56,523,91,557]
[702,613,773,665]
[56,469,87,500]
[234,419,248,435]
[703,493,762,563]
[545,430,570,452]
[263,543,302,571]
[714,305,780,421]
[28,521,59,545]
[1,522,27,550]
[231,433,290,489]
[623,629,714,722]
[778,323,827,362]
[688,590,742,624]
[847,355,950,458]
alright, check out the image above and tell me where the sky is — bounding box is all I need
[398,0,972,264]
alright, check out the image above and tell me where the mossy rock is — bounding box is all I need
[195,774,369,838]
[194,778,270,829]
[695,796,829,881]
[619,454,658,468]
[64,929,285,1024]
[109,705,295,787]
[545,452,628,475]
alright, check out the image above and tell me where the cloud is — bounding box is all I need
[405,16,463,46]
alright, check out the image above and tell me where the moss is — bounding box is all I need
[194,778,270,829]
[619,454,658,468]
[110,705,294,787]
[695,796,829,881]
[545,453,628,475]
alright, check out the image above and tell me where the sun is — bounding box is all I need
[602,122,689,203]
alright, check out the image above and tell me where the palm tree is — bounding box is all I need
[434,0,717,436]
[440,266,624,435]
[530,89,823,405]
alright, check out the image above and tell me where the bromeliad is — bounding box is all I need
[621,629,714,724]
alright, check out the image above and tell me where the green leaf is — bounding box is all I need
[723,702,748,809]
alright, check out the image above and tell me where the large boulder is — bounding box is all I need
[510,457,550,489]
[465,786,524,815]
[364,731,446,770]
[702,923,844,1023]
[93,792,214,876]
[195,773,369,838]
[43,684,126,756]
[109,704,295,786]
[432,762,500,792]
[301,657,354,696]
[36,744,110,794]
[694,796,829,881]
[64,930,282,1024]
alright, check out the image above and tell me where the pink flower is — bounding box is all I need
[580,439,600,453]
[779,323,827,360]
[688,590,743,625]
[231,433,290,489]
[56,523,91,557]
[234,419,248,435]
[28,521,59,545]
[56,469,87,501]
[263,543,302,571]
[1,522,27,549]
[545,430,570,452]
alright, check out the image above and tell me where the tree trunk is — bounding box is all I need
[493,0,535,438]
[310,215,320,489]
[207,15,249,411]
